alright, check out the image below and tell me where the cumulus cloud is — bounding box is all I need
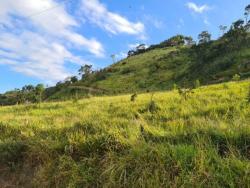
[0,0,104,82]
[186,2,210,14]
[81,0,145,35]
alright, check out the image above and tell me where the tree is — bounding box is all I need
[78,64,93,80]
[165,35,185,47]
[127,50,135,57]
[111,54,116,63]
[136,44,146,52]
[227,19,247,49]
[245,20,250,32]
[22,85,35,92]
[70,76,78,83]
[219,25,227,36]
[232,19,244,30]
[184,36,195,46]
[245,4,250,23]
[198,31,211,44]
[35,84,45,104]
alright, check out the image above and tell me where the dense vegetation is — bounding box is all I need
[0,80,249,187]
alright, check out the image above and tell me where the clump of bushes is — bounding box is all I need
[232,74,241,81]
[178,88,194,100]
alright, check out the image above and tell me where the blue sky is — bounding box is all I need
[0,0,248,93]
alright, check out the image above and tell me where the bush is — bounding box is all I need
[173,84,178,90]
[232,74,240,81]
[130,93,137,102]
[194,79,200,88]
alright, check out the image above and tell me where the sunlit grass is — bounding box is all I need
[0,80,249,187]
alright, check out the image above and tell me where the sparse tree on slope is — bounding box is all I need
[198,31,211,44]
[78,64,93,80]
[219,25,227,36]
[111,54,116,64]
[245,4,250,23]
[35,84,45,104]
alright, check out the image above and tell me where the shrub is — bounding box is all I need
[232,74,240,81]
[173,84,178,90]
[194,79,200,88]
[178,88,194,100]
[130,93,138,102]
[147,93,159,113]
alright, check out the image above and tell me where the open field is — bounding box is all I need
[0,80,250,187]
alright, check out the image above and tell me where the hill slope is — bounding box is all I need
[0,80,250,187]
[47,33,250,101]
[0,30,250,104]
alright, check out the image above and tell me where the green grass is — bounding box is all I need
[0,80,250,187]
[46,36,250,101]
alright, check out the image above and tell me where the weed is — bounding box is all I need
[130,93,138,102]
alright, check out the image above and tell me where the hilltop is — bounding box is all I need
[1,18,250,105]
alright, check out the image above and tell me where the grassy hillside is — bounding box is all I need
[1,30,249,104]
[0,80,249,187]
[46,33,250,101]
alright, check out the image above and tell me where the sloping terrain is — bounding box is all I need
[0,80,249,187]
[46,34,250,101]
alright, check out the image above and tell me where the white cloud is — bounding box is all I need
[0,31,91,81]
[186,2,210,14]
[81,0,145,35]
[0,0,104,82]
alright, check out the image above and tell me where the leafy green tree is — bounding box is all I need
[219,25,227,36]
[245,4,250,23]
[111,54,116,63]
[184,36,195,46]
[22,85,35,92]
[70,76,78,83]
[198,31,211,44]
[78,64,93,80]
[166,35,185,47]
[232,19,244,30]
[35,84,45,104]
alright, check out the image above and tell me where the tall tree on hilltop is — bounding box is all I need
[231,19,244,30]
[219,25,227,36]
[198,31,211,44]
[78,64,93,80]
[111,54,116,64]
[184,36,195,46]
[245,4,250,23]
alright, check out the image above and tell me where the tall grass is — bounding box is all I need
[0,80,249,187]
